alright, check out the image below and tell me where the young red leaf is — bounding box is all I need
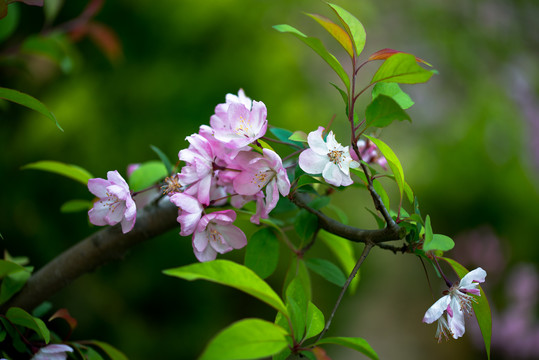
[368,48,432,66]
[49,308,78,332]
[306,13,353,58]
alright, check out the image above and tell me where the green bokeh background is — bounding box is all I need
[1,0,538,359]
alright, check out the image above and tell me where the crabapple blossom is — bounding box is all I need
[423,267,487,339]
[299,126,359,187]
[351,139,388,169]
[88,170,137,234]
[192,210,247,262]
[170,193,203,236]
[32,344,73,360]
[232,148,290,223]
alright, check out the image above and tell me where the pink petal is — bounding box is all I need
[299,149,328,174]
[193,230,209,252]
[87,178,110,198]
[107,170,128,188]
[423,295,451,324]
[88,201,110,226]
[217,224,247,249]
[120,215,136,234]
[193,242,217,262]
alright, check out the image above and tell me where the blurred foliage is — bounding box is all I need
[0,0,538,359]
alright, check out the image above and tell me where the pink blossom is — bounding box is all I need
[170,193,203,236]
[32,344,73,360]
[299,127,359,187]
[192,210,247,262]
[88,170,137,234]
[232,148,290,223]
[423,267,487,340]
[351,139,388,169]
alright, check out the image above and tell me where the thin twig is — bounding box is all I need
[316,242,374,342]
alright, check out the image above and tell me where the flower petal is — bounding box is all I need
[423,295,451,324]
[459,267,487,288]
[307,126,328,155]
[88,178,111,198]
[217,224,247,249]
[299,149,328,174]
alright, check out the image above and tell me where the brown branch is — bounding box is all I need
[1,200,179,313]
[289,192,404,244]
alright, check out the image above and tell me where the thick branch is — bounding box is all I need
[1,200,179,313]
[289,192,404,244]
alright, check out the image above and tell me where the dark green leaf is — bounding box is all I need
[318,230,359,292]
[372,179,389,211]
[199,318,288,360]
[371,53,435,85]
[0,317,26,352]
[273,24,350,91]
[244,228,280,279]
[6,307,50,343]
[441,258,491,360]
[21,161,93,185]
[60,199,92,213]
[21,34,72,73]
[316,336,378,360]
[270,127,304,148]
[423,215,433,249]
[128,160,167,192]
[283,258,311,302]
[0,270,31,304]
[286,278,308,341]
[372,82,414,109]
[43,0,63,26]
[88,341,128,360]
[330,82,349,114]
[327,3,366,57]
[0,2,19,42]
[305,258,346,287]
[164,260,288,316]
[0,87,62,131]
[296,174,322,189]
[309,196,330,210]
[295,210,319,242]
[365,95,411,128]
[84,346,105,360]
[150,144,173,175]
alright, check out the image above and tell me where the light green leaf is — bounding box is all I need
[371,53,434,84]
[316,336,378,360]
[318,230,359,292]
[330,82,349,114]
[164,260,288,316]
[296,174,322,189]
[286,278,308,341]
[307,13,353,57]
[199,318,288,360]
[364,135,405,199]
[423,215,433,249]
[0,260,26,279]
[6,307,50,344]
[88,340,128,360]
[283,258,311,302]
[424,234,455,252]
[0,87,62,131]
[365,95,411,128]
[372,179,389,211]
[273,24,350,91]
[128,160,167,192]
[441,258,491,360]
[304,301,325,340]
[372,82,414,109]
[0,270,31,304]
[60,199,92,213]
[288,131,308,143]
[270,127,304,148]
[21,160,93,185]
[244,228,280,279]
[327,3,366,57]
[305,258,346,287]
[150,144,173,175]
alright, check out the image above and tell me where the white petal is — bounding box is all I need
[299,149,328,175]
[423,295,451,324]
[448,298,466,338]
[460,267,487,288]
[322,162,343,187]
[307,126,328,155]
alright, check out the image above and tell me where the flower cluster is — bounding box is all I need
[423,267,487,341]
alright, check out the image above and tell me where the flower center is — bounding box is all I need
[208,224,223,243]
[327,150,344,165]
[251,169,275,189]
[161,175,182,195]
[101,192,121,212]
[235,116,253,138]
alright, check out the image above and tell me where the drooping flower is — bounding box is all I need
[299,126,359,187]
[192,210,247,262]
[169,193,203,236]
[32,344,73,360]
[232,148,290,223]
[88,170,137,234]
[423,267,487,339]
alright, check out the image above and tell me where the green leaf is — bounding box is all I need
[244,228,280,279]
[21,34,72,73]
[441,258,491,360]
[150,144,173,175]
[372,179,389,211]
[21,160,93,185]
[286,278,308,341]
[0,270,31,304]
[371,53,435,85]
[295,210,319,242]
[424,234,455,252]
[318,230,359,292]
[306,13,353,58]
[327,3,366,57]
[0,87,62,131]
[365,95,411,128]
[83,346,105,360]
[269,127,304,148]
[423,215,433,249]
[366,208,385,229]
[288,131,308,143]
[283,258,311,302]
[316,337,378,360]
[273,24,350,91]
[0,2,19,42]
[364,135,405,199]
[372,82,414,109]
[296,174,322,189]
[308,196,330,210]
[88,340,128,360]
[43,0,63,26]
[0,317,26,352]
[330,82,349,114]
[199,318,288,360]
[164,260,288,316]
[305,258,346,287]
[304,301,325,340]
[6,307,50,344]
[128,160,167,192]
[60,199,92,213]
[0,260,26,279]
